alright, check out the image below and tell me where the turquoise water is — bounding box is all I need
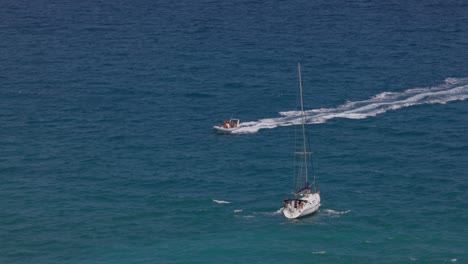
[1,0,467,263]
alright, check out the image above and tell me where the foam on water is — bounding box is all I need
[233,78,468,134]
[312,251,327,255]
[274,207,284,215]
[212,199,232,204]
[322,209,351,217]
[253,208,284,216]
[266,207,284,215]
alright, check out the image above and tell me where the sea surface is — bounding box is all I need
[1,0,467,263]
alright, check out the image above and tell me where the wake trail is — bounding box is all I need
[233,77,468,134]
[212,199,232,204]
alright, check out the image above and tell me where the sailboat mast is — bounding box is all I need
[298,62,308,184]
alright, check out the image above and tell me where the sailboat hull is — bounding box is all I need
[283,193,321,219]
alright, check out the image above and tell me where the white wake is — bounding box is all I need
[233,77,468,134]
[322,209,351,217]
[212,199,232,204]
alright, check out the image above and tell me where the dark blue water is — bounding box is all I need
[1,0,467,263]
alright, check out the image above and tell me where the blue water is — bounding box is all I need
[1,0,467,263]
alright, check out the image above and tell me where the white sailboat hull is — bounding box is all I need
[283,193,321,219]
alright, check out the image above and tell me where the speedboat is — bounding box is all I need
[213,118,240,134]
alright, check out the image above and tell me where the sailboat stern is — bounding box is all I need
[283,193,321,219]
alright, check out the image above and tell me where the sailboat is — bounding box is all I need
[283,63,321,219]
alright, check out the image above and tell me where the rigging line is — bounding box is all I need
[307,126,318,192]
[292,109,298,193]
[292,66,301,194]
[298,62,308,184]
[303,113,318,192]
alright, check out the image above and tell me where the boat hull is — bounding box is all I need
[213,126,238,134]
[283,193,320,219]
